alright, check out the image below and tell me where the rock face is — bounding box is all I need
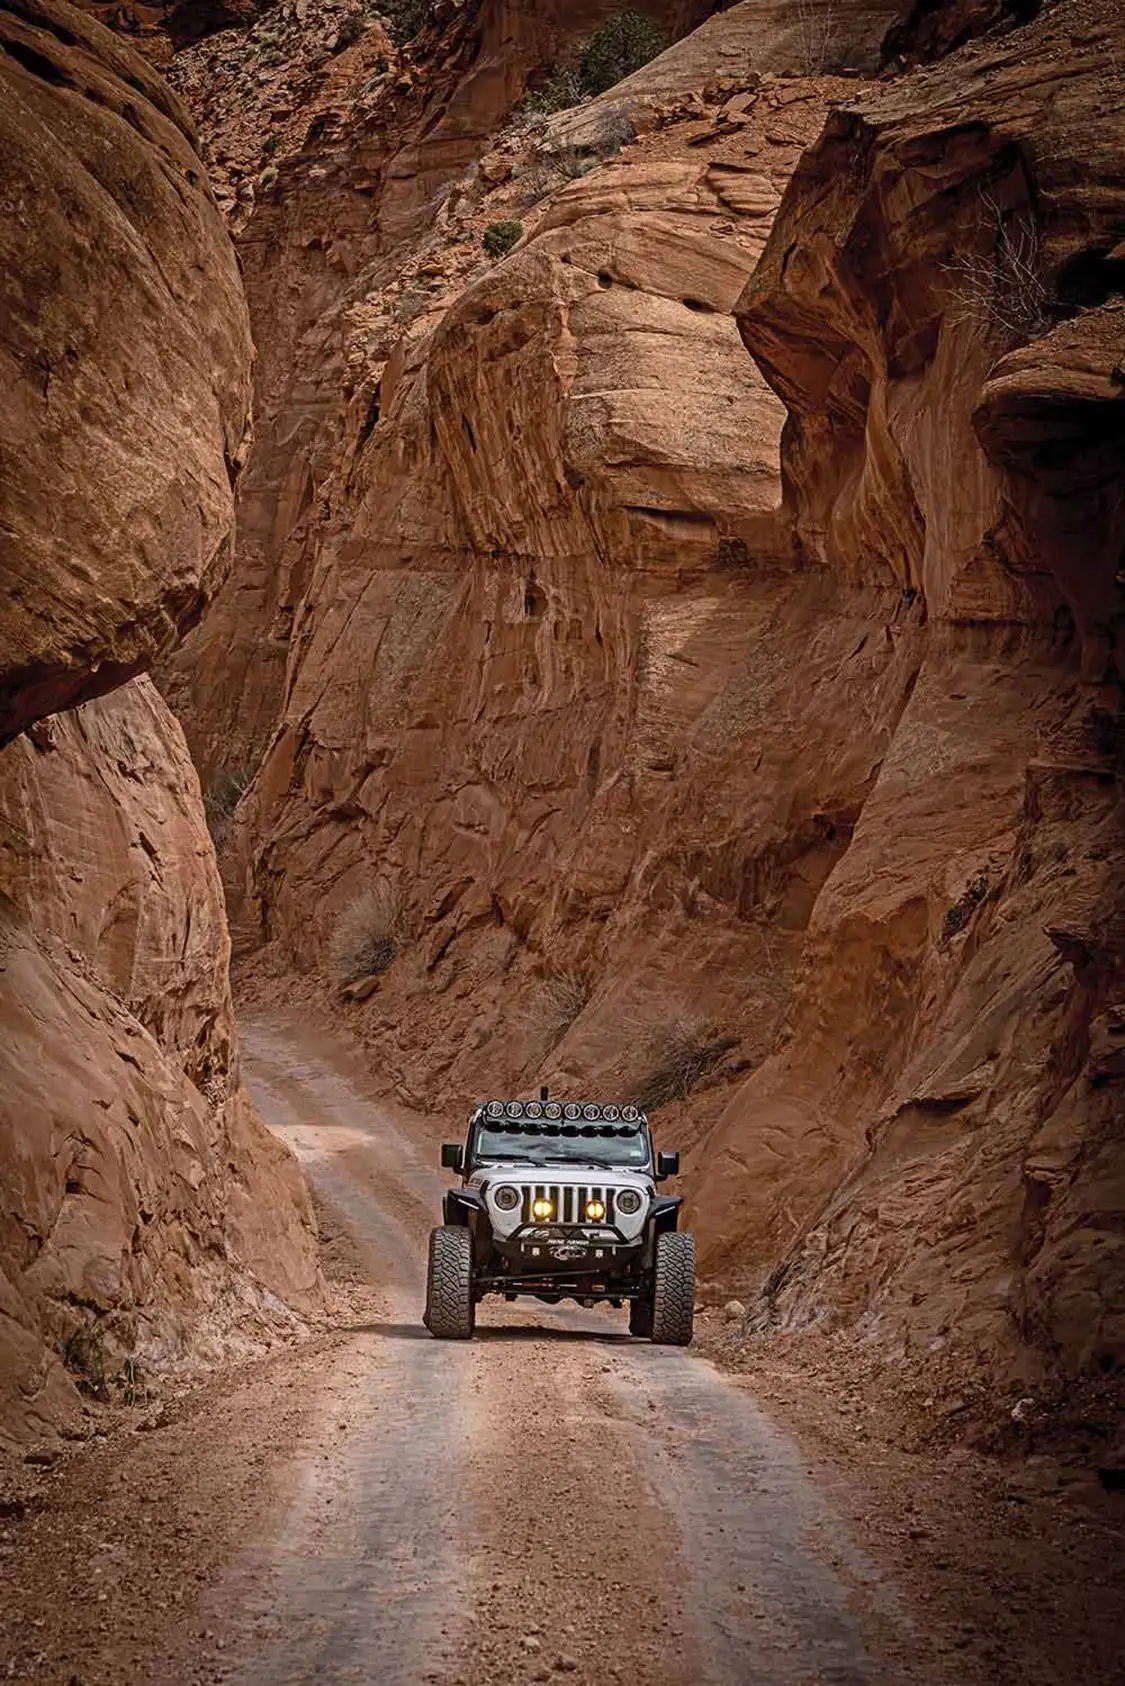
[0,0,320,1447]
[161,0,894,792]
[698,0,1125,1374]
[883,0,1042,64]
[0,0,252,745]
[0,682,321,1446]
[168,0,1122,1392]
[229,73,884,1159]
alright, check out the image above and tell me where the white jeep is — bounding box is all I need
[423,1096,694,1343]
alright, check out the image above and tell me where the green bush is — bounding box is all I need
[482,220,524,260]
[380,0,436,45]
[523,10,667,114]
[578,9,667,95]
[523,64,585,117]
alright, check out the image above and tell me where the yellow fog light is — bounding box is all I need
[585,1199,606,1222]
[532,1198,555,1220]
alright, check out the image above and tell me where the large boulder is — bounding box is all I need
[0,0,252,744]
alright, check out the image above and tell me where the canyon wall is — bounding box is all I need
[161,0,901,794]
[0,0,321,1447]
[165,0,1122,1391]
[703,0,1125,1374]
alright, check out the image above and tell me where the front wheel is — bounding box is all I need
[424,1226,475,1339]
[651,1232,695,1346]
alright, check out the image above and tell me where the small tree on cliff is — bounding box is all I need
[522,10,667,114]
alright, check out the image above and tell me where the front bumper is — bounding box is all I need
[495,1225,643,1274]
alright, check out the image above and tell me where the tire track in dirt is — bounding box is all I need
[211,1011,930,1686]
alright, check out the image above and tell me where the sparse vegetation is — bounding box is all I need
[523,65,585,118]
[203,766,249,847]
[943,191,1052,342]
[329,882,407,983]
[62,1325,107,1399]
[517,970,591,1047]
[514,124,632,207]
[942,872,991,941]
[793,0,840,75]
[62,1326,147,1404]
[380,0,436,46]
[482,220,524,260]
[628,1011,737,1111]
[521,10,667,116]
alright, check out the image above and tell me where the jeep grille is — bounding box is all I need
[519,1184,618,1226]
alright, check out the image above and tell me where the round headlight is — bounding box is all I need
[621,1105,640,1123]
[564,1103,582,1121]
[487,1099,505,1118]
[544,1101,562,1119]
[505,1101,523,1119]
[524,1100,543,1119]
[492,1184,520,1211]
[602,1104,620,1122]
[616,1188,642,1216]
[582,1104,601,1121]
[584,1198,606,1222]
[531,1197,555,1220]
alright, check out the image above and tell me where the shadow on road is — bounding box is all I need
[348,1321,635,1345]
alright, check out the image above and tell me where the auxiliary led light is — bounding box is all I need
[585,1199,606,1222]
[532,1197,555,1220]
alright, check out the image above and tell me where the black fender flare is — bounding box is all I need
[443,1187,485,1227]
[650,1195,682,1237]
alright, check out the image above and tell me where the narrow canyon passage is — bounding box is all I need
[205,1012,915,1686]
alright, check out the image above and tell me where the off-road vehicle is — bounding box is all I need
[423,1096,694,1343]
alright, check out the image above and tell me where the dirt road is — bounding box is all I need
[6,1010,1122,1685]
[210,1012,916,1686]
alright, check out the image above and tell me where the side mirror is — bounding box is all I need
[441,1142,465,1172]
[656,1151,680,1180]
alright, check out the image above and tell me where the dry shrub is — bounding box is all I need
[628,1010,736,1112]
[203,766,248,847]
[794,0,840,75]
[518,969,591,1046]
[329,882,406,983]
[943,192,1052,341]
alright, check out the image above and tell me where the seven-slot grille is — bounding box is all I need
[518,1184,617,1226]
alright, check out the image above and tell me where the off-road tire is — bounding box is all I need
[651,1231,695,1346]
[629,1295,654,1338]
[424,1225,475,1339]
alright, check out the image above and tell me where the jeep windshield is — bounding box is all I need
[471,1121,653,1171]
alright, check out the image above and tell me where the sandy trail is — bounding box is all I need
[210,1010,923,1686]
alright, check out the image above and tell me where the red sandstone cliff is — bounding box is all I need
[93,0,1122,1399]
[0,0,321,1447]
[205,0,1121,1390]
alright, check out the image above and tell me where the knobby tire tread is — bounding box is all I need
[651,1231,695,1346]
[425,1225,475,1339]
